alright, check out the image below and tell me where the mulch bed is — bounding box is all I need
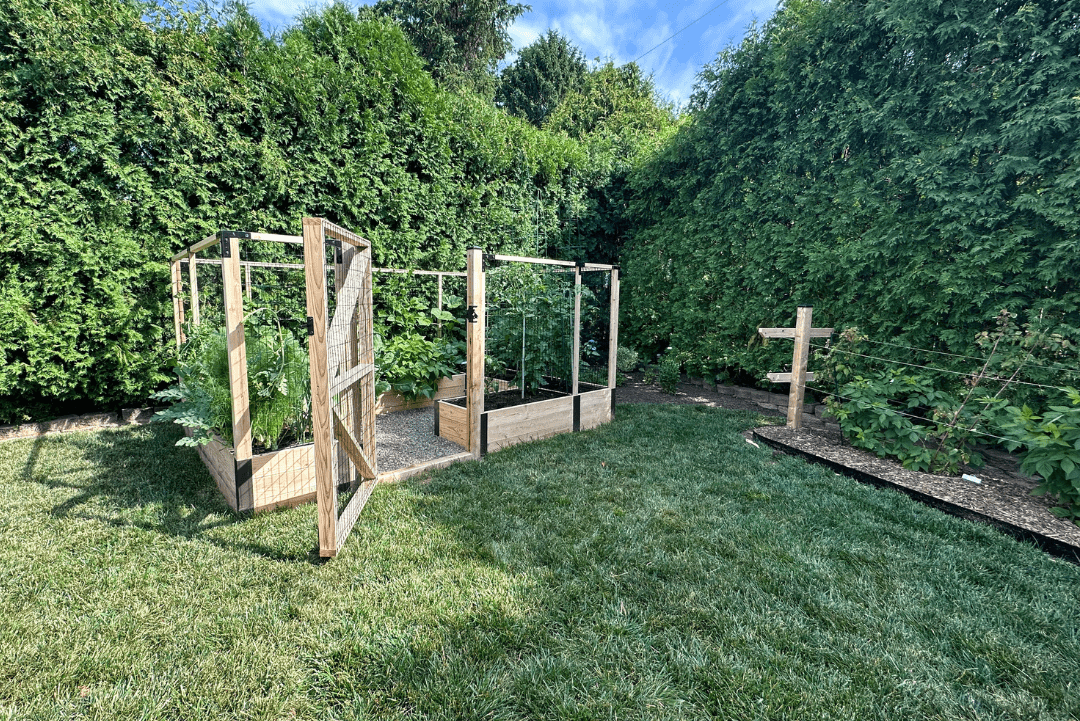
[615,372,1080,564]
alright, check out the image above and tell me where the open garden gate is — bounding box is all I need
[303,218,378,557]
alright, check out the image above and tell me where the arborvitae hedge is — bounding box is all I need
[622,0,1080,381]
[0,0,586,422]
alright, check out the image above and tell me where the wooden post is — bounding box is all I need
[572,266,581,395]
[759,307,832,430]
[333,244,349,493]
[466,247,485,459]
[358,249,377,476]
[220,231,252,509]
[437,273,443,338]
[170,259,185,350]
[303,218,336,556]
[607,268,619,391]
[244,263,252,300]
[189,249,201,327]
[788,306,813,429]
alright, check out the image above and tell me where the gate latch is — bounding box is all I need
[466,305,478,323]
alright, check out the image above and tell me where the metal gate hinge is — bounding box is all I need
[466,305,478,323]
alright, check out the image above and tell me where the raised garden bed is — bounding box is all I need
[753,424,1080,564]
[436,381,612,455]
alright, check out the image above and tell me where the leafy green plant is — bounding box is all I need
[824,369,989,474]
[659,352,681,395]
[486,264,577,396]
[616,345,639,373]
[1001,389,1080,519]
[153,316,311,451]
[641,364,657,385]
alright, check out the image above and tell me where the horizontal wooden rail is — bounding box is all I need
[759,327,834,339]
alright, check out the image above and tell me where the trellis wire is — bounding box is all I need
[812,344,1074,394]
[858,337,1080,375]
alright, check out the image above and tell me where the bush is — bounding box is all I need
[1002,389,1080,519]
[615,345,639,373]
[659,353,680,395]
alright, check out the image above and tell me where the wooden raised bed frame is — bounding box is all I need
[169,237,618,512]
[438,248,620,456]
[169,230,472,513]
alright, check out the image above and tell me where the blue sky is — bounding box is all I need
[243,0,782,105]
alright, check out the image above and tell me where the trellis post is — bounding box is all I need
[759,306,833,429]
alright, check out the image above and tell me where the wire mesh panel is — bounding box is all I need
[484,261,576,405]
[579,269,612,388]
[304,218,377,558]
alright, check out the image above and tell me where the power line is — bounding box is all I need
[631,0,735,64]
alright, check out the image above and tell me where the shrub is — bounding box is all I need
[616,345,639,373]
[659,353,681,395]
[1002,389,1080,519]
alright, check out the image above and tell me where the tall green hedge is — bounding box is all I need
[622,0,1080,381]
[0,0,586,422]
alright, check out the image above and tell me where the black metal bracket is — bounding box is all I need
[576,260,586,269]
[466,305,478,323]
[219,230,251,258]
[482,253,497,271]
[306,316,315,336]
[327,238,343,263]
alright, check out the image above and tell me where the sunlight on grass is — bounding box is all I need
[1,405,1077,720]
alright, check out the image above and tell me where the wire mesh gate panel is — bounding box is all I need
[303,218,377,557]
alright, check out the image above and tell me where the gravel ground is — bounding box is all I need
[376,406,464,473]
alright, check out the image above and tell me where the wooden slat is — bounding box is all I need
[607,268,619,389]
[788,306,813,429]
[357,248,377,476]
[492,253,576,267]
[251,443,315,508]
[248,232,302,244]
[376,374,466,415]
[321,219,370,248]
[374,267,467,277]
[767,372,816,383]
[758,327,833,339]
[170,260,184,349]
[193,258,305,271]
[333,408,377,479]
[435,400,469,447]
[221,238,251,481]
[189,249,201,327]
[377,451,473,484]
[485,395,574,452]
[579,388,612,430]
[303,217,337,557]
[466,248,485,458]
[572,267,581,395]
[327,256,368,372]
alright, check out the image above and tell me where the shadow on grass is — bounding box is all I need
[310,403,1080,719]
[19,423,324,563]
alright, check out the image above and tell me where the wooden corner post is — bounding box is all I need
[220,230,253,509]
[466,247,485,459]
[607,267,620,393]
[572,264,582,396]
[759,306,833,430]
[303,218,336,556]
[170,258,185,350]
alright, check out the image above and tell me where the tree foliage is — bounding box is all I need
[371,0,526,94]
[622,0,1080,380]
[497,29,587,126]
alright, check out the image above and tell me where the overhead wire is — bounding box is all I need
[631,0,735,64]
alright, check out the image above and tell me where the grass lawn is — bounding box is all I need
[1,404,1077,720]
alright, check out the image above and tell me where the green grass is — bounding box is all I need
[1,405,1077,720]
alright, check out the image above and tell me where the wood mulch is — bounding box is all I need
[615,372,1080,563]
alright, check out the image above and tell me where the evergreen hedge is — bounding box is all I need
[622,0,1080,382]
[0,0,586,422]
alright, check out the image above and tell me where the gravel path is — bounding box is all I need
[376,407,464,473]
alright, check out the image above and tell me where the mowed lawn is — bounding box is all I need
[0,404,1077,720]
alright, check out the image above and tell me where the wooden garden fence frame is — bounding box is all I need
[461,248,620,457]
